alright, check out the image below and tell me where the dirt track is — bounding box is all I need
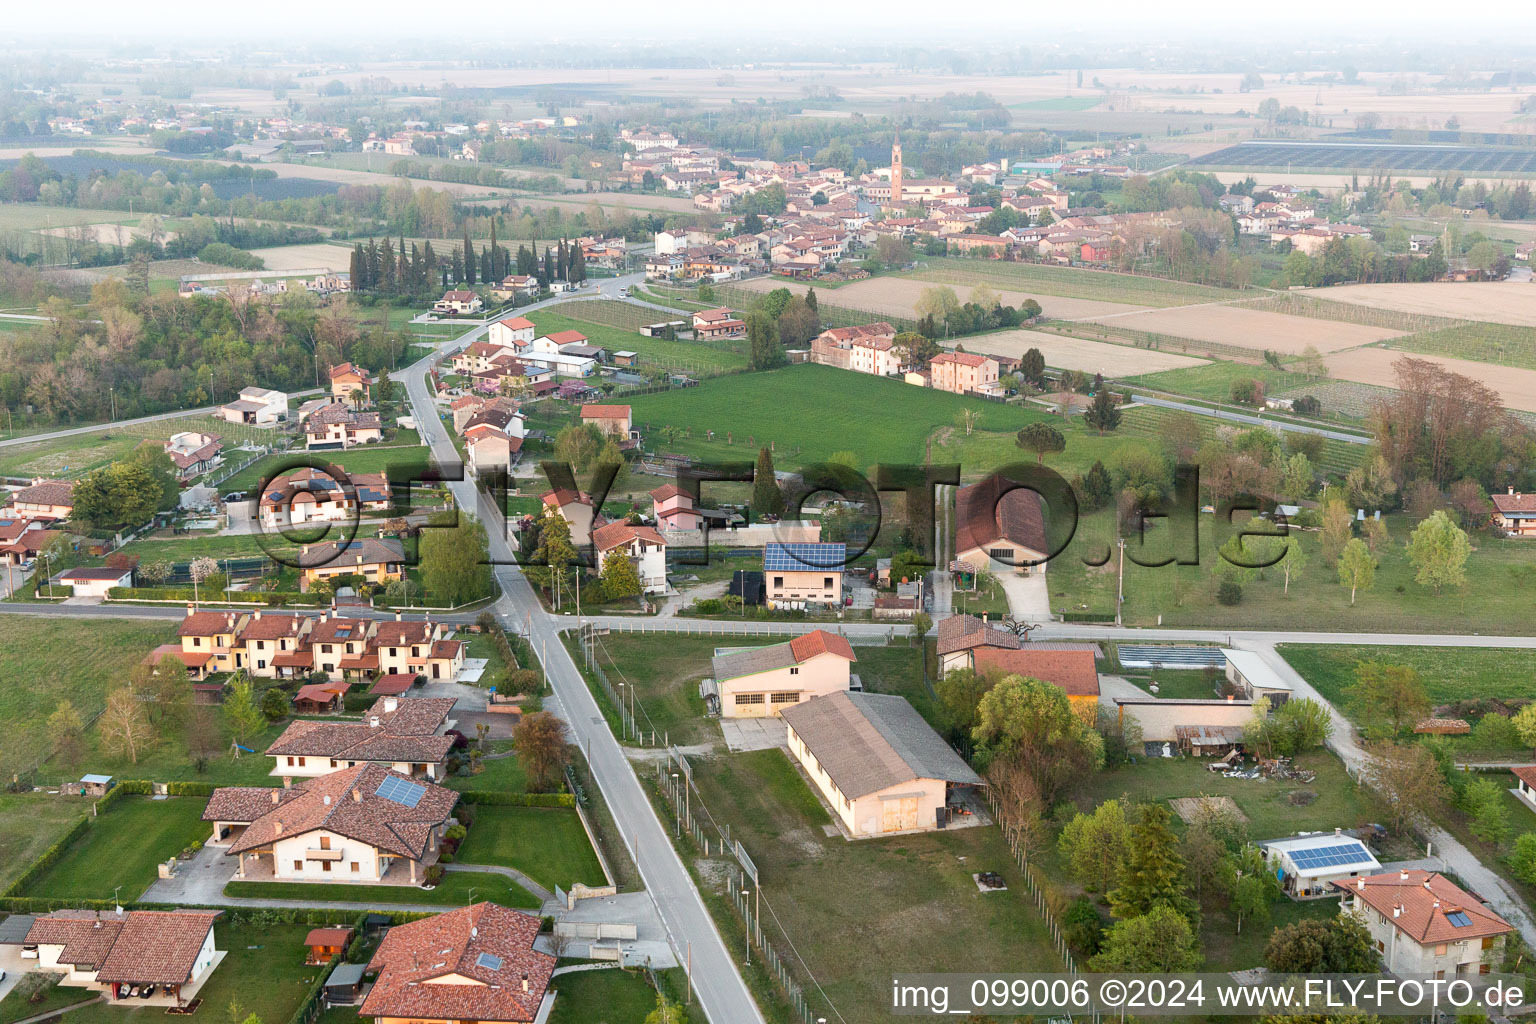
[1083,304,1402,354]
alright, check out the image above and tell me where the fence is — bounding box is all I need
[594,619,903,644]
[986,790,1081,976]
[657,746,833,1024]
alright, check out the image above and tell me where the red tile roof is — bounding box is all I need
[26,910,222,985]
[1492,491,1536,513]
[1338,870,1512,945]
[544,329,588,345]
[789,629,857,664]
[955,473,1048,560]
[497,316,536,330]
[369,673,418,696]
[305,927,354,948]
[362,903,553,1023]
[178,611,242,637]
[581,404,632,419]
[590,519,667,552]
[934,613,1021,655]
[973,647,1100,696]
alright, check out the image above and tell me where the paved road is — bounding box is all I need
[394,280,770,1024]
[1134,394,1373,445]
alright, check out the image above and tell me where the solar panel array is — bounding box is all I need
[1446,911,1472,928]
[476,952,503,971]
[375,773,425,808]
[1288,841,1372,872]
[764,542,847,572]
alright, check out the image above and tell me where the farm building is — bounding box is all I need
[1259,831,1383,899]
[706,629,855,718]
[1113,696,1259,750]
[1221,649,1293,705]
[781,691,983,837]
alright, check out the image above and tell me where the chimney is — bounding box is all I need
[254,610,262,620]
[383,696,398,714]
[1394,905,1402,918]
[1226,694,1234,702]
[351,788,362,803]
[1335,827,1342,835]
[187,602,196,614]
[323,794,331,806]
[1357,878,1365,890]
[1400,869,1410,880]
[369,716,381,728]
[522,974,529,993]
[273,820,282,835]
[1433,900,1441,909]
[395,612,402,622]
[302,544,310,556]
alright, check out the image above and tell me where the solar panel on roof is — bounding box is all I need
[376,773,425,807]
[1287,842,1372,871]
[476,952,503,971]
[764,542,847,571]
[1447,911,1472,927]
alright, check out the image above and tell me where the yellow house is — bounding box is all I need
[973,647,1101,723]
[763,542,845,609]
[177,609,248,674]
[782,691,983,836]
[299,537,405,593]
[709,629,855,718]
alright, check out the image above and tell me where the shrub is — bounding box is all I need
[1217,581,1243,605]
[422,865,445,887]
[1063,898,1104,955]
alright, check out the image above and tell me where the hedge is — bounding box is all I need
[456,790,575,808]
[0,815,90,897]
[1059,611,1116,623]
[108,586,325,606]
[0,898,437,926]
[166,781,216,797]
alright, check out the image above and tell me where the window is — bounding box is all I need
[286,757,295,767]
[319,836,330,850]
[298,757,306,767]
[1483,938,1497,950]
[773,576,784,588]
[351,862,359,873]
[823,577,833,589]
[1376,940,1385,952]
[293,860,303,871]
[1435,945,1448,956]
[735,693,765,705]
[789,666,799,676]
[989,547,1012,560]
[771,692,799,704]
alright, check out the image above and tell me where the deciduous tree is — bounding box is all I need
[421,512,491,606]
[1337,538,1377,605]
[100,686,151,763]
[1090,904,1202,973]
[514,711,569,792]
[1407,510,1471,595]
[972,675,1104,802]
[1348,661,1430,738]
[1059,799,1131,893]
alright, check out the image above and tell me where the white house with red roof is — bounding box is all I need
[486,315,537,350]
[433,290,483,315]
[580,404,632,438]
[1492,487,1536,537]
[709,629,857,718]
[1336,869,1511,975]
[591,519,667,594]
[25,909,224,1007]
[361,903,554,1024]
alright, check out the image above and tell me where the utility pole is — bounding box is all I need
[1115,537,1126,627]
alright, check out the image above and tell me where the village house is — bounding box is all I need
[691,307,746,339]
[220,386,288,426]
[487,315,538,351]
[651,483,701,532]
[928,351,1000,396]
[934,612,1022,674]
[163,431,223,481]
[371,617,468,680]
[541,488,596,545]
[298,536,405,592]
[708,629,855,718]
[304,402,384,450]
[175,609,246,676]
[972,646,1101,720]
[1491,487,1536,537]
[462,396,526,439]
[810,323,901,376]
[306,615,380,679]
[954,472,1049,577]
[260,695,457,784]
[259,468,392,530]
[782,691,983,836]
[328,362,372,405]
[24,909,224,1008]
[454,341,522,376]
[1259,831,1382,899]
[7,479,74,522]
[433,290,484,316]
[0,515,53,567]
[465,423,521,477]
[490,275,540,301]
[591,519,668,594]
[209,762,458,885]
[763,541,846,609]
[1337,869,1511,975]
[360,903,554,1024]
[580,404,632,438]
[56,565,134,598]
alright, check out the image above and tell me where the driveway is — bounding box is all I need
[999,570,1051,621]
[140,844,235,905]
[0,943,29,1003]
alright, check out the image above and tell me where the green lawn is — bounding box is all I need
[215,445,437,497]
[22,796,209,901]
[629,363,1059,472]
[224,868,539,908]
[0,431,144,480]
[1128,361,1327,404]
[677,748,1059,1024]
[457,806,607,890]
[446,746,530,794]
[114,533,299,563]
[905,257,1240,307]
[55,923,323,1024]
[585,633,744,746]
[547,966,688,1024]
[0,793,90,893]
[0,618,178,780]
[0,975,98,1023]
[1278,644,1536,707]
[524,308,749,374]
[40,717,291,791]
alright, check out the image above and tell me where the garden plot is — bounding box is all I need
[1325,346,1536,414]
[1083,304,1402,355]
[960,329,1209,376]
[244,242,353,272]
[1310,282,1536,328]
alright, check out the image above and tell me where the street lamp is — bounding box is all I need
[671,773,680,837]
[741,888,752,966]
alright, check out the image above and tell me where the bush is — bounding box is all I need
[456,790,575,807]
[1217,580,1244,605]
[445,824,467,842]
[1063,898,1104,955]
[694,598,725,614]
[422,865,445,887]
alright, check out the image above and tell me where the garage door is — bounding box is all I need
[881,796,919,833]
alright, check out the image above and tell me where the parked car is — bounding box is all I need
[20,944,37,958]
[223,492,246,503]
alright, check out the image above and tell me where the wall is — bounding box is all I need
[1115,699,1254,743]
[719,653,850,719]
[271,828,385,881]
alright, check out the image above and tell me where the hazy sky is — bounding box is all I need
[7,0,1536,44]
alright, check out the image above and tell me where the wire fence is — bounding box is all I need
[987,788,1082,977]
[658,746,843,1024]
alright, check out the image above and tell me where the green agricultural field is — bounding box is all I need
[0,792,89,892]
[0,204,139,231]
[1278,645,1536,706]
[1392,320,1536,371]
[524,308,748,374]
[22,795,208,900]
[1128,361,1325,405]
[541,299,660,331]
[678,748,1059,1024]
[225,868,538,908]
[906,257,1240,307]
[1116,404,1371,477]
[628,363,1048,471]
[456,805,607,890]
[50,923,325,1024]
[0,617,178,779]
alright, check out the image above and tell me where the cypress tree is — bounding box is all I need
[349,244,364,292]
[751,447,785,518]
[463,228,476,285]
[1084,388,1122,436]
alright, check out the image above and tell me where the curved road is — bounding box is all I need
[1134,393,1373,445]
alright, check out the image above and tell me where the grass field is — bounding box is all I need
[1278,644,1536,706]
[50,923,323,1024]
[0,792,90,892]
[1392,320,1536,371]
[905,257,1241,307]
[113,532,300,563]
[1129,360,1330,403]
[457,806,607,890]
[0,617,178,779]
[0,975,98,1023]
[225,868,539,908]
[214,444,437,496]
[678,748,1058,1024]
[1116,404,1371,477]
[0,204,138,230]
[524,307,749,374]
[22,796,208,900]
[587,633,733,747]
[0,430,144,479]
[547,966,688,1024]
[628,363,1046,471]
